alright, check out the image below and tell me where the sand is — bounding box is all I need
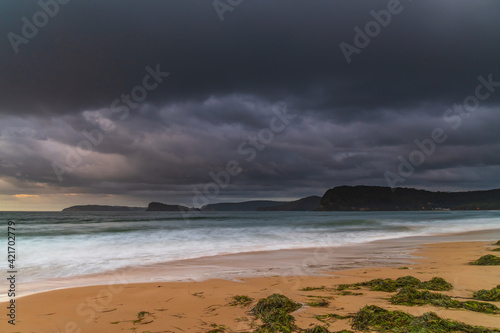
[2,240,500,332]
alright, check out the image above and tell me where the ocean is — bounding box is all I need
[1,210,499,299]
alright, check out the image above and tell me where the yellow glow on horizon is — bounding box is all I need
[13,194,40,198]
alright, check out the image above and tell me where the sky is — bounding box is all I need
[1,0,500,211]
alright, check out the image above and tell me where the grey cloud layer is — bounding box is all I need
[0,0,499,205]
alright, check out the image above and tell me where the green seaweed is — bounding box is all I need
[358,278,398,292]
[252,294,301,333]
[395,276,421,288]
[337,283,361,291]
[390,287,459,307]
[420,277,453,291]
[462,301,499,314]
[351,305,499,332]
[492,248,500,251]
[301,286,326,291]
[229,295,254,307]
[132,311,153,324]
[390,287,500,314]
[342,276,453,292]
[470,254,500,265]
[306,299,330,307]
[315,313,353,321]
[473,285,500,301]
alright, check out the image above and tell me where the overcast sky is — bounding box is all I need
[1,0,500,210]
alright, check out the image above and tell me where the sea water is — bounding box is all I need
[0,210,499,298]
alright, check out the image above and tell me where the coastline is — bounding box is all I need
[2,230,500,332]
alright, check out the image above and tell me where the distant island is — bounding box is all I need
[61,186,500,212]
[62,205,146,212]
[317,186,500,211]
[146,202,199,212]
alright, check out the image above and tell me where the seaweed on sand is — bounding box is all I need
[229,295,254,307]
[419,277,453,291]
[470,254,500,265]
[351,305,500,332]
[252,293,301,333]
[357,278,398,292]
[473,285,500,301]
[341,276,453,292]
[390,287,500,314]
[306,299,330,307]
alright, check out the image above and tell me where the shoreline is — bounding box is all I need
[2,232,500,331]
[5,227,500,303]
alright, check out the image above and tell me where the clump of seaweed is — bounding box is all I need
[228,295,254,307]
[132,311,153,324]
[462,301,499,313]
[306,299,330,307]
[390,287,459,307]
[390,287,500,314]
[351,305,499,332]
[420,277,453,291]
[351,305,413,331]
[315,313,352,321]
[339,276,453,292]
[252,293,301,333]
[301,286,326,291]
[494,240,500,246]
[470,254,500,265]
[336,284,360,291]
[473,285,500,301]
[395,276,421,288]
[492,248,500,251]
[358,278,398,292]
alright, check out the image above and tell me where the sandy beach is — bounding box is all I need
[2,238,500,332]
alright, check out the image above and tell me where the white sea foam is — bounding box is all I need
[1,211,499,286]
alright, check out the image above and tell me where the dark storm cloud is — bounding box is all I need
[1,0,500,208]
[1,0,499,115]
